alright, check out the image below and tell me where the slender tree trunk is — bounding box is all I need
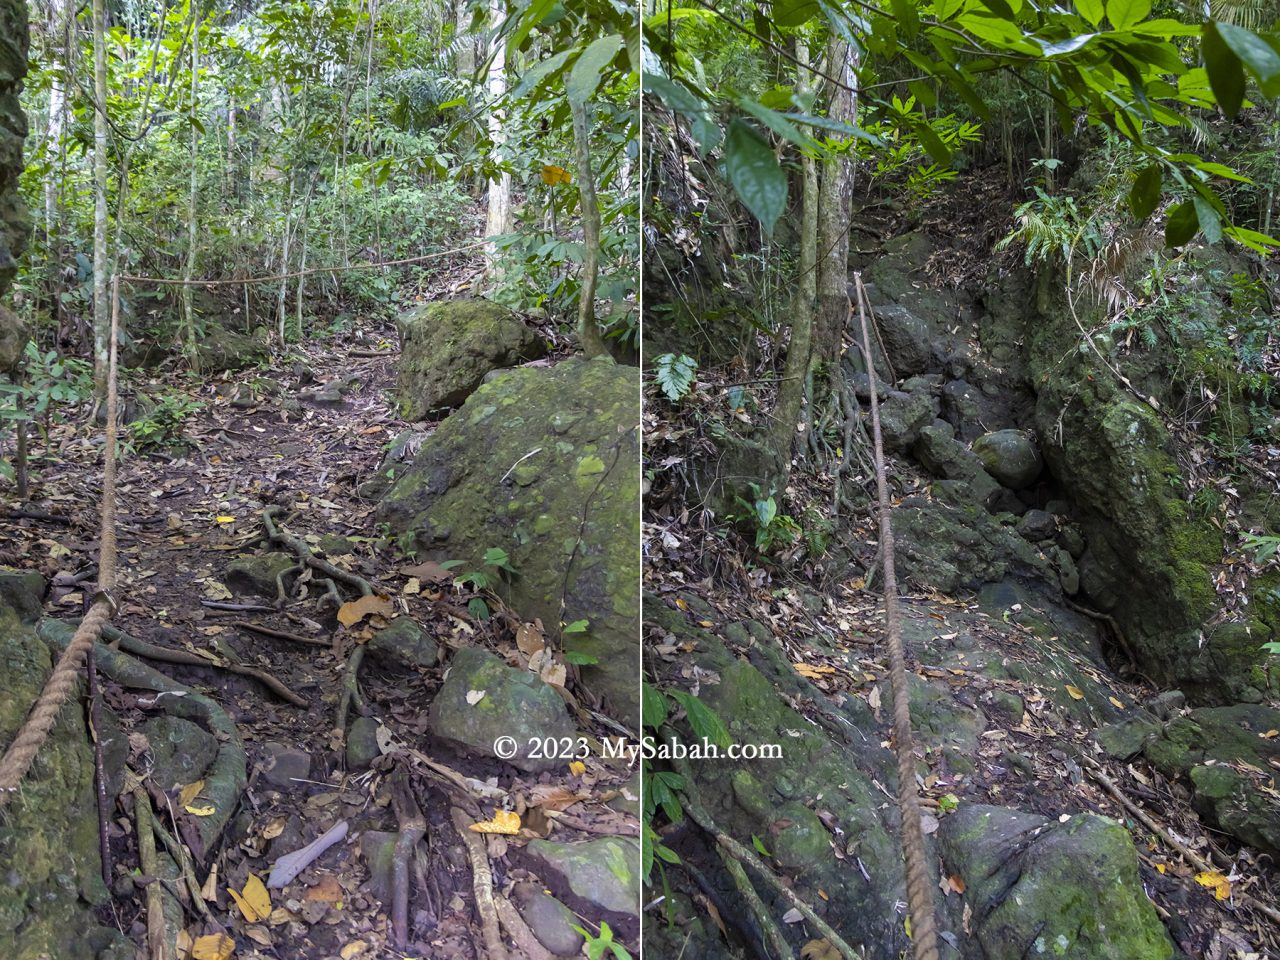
[767,38,820,479]
[277,177,294,342]
[483,0,512,275]
[91,0,109,400]
[813,36,858,369]
[569,97,607,359]
[181,2,200,367]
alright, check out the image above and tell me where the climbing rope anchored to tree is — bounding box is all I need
[0,272,123,807]
[852,271,942,960]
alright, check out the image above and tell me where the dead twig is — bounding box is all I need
[391,767,427,950]
[228,620,330,647]
[87,644,114,889]
[129,772,172,960]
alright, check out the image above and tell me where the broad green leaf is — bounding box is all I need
[1106,0,1150,30]
[1042,34,1096,56]
[1192,196,1222,243]
[1129,164,1162,218]
[737,98,817,151]
[567,34,622,105]
[890,0,920,39]
[1203,23,1245,116]
[1076,0,1104,27]
[1164,200,1199,246]
[724,119,788,237]
[667,690,732,748]
[1224,224,1280,252]
[642,682,669,729]
[1216,22,1280,93]
[773,0,821,27]
[506,0,558,54]
[642,72,722,152]
[509,49,572,102]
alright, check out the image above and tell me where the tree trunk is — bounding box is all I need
[766,38,820,480]
[91,0,109,400]
[569,97,607,359]
[483,0,512,275]
[181,2,200,367]
[813,36,858,369]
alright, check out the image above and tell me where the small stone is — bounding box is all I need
[346,717,382,771]
[1016,509,1056,542]
[226,552,296,598]
[260,742,312,789]
[512,882,584,956]
[368,618,438,670]
[141,716,218,791]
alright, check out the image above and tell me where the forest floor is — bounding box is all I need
[1,264,640,960]
[643,363,1280,960]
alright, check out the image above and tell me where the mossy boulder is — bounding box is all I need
[196,324,270,373]
[226,552,296,598]
[971,429,1043,489]
[1141,704,1280,855]
[395,299,546,419]
[0,305,26,372]
[428,646,576,772]
[379,358,640,728]
[0,583,120,960]
[938,804,1172,960]
[368,617,438,670]
[524,837,641,919]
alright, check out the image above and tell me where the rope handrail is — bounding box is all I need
[118,239,489,287]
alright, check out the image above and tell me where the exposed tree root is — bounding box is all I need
[451,805,508,960]
[390,766,426,950]
[228,619,329,647]
[334,643,368,741]
[670,748,864,960]
[39,619,248,862]
[102,623,306,706]
[718,846,794,960]
[262,505,372,596]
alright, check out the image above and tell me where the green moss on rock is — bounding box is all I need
[379,358,640,727]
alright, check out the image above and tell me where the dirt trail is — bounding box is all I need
[4,303,640,959]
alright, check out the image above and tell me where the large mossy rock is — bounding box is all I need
[429,646,576,772]
[195,324,270,373]
[379,357,640,728]
[1141,704,1280,856]
[971,429,1043,489]
[395,299,546,419]
[938,805,1173,960]
[0,574,124,960]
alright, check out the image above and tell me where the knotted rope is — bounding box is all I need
[0,272,122,808]
[853,271,941,960]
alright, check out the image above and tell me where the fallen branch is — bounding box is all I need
[391,767,427,950]
[451,805,507,960]
[268,819,349,888]
[550,810,640,837]
[200,600,277,613]
[1081,754,1280,928]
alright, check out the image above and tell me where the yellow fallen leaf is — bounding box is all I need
[178,780,206,807]
[1262,730,1278,739]
[568,760,586,776]
[215,515,235,524]
[228,873,272,922]
[1194,870,1231,900]
[1155,863,1166,874]
[795,663,837,679]
[192,932,235,960]
[185,803,216,817]
[469,810,521,835]
[1064,685,1085,700]
[1108,696,1125,709]
[337,593,393,627]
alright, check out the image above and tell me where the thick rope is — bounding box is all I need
[0,274,121,808]
[853,272,941,960]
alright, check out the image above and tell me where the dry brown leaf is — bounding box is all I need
[801,939,841,960]
[339,941,369,960]
[527,785,589,812]
[794,663,836,679]
[1065,685,1085,700]
[516,622,545,656]
[304,875,345,903]
[399,561,453,582]
[244,926,274,947]
[261,816,287,841]
[200,863,219,902]
[337,594,393,627]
